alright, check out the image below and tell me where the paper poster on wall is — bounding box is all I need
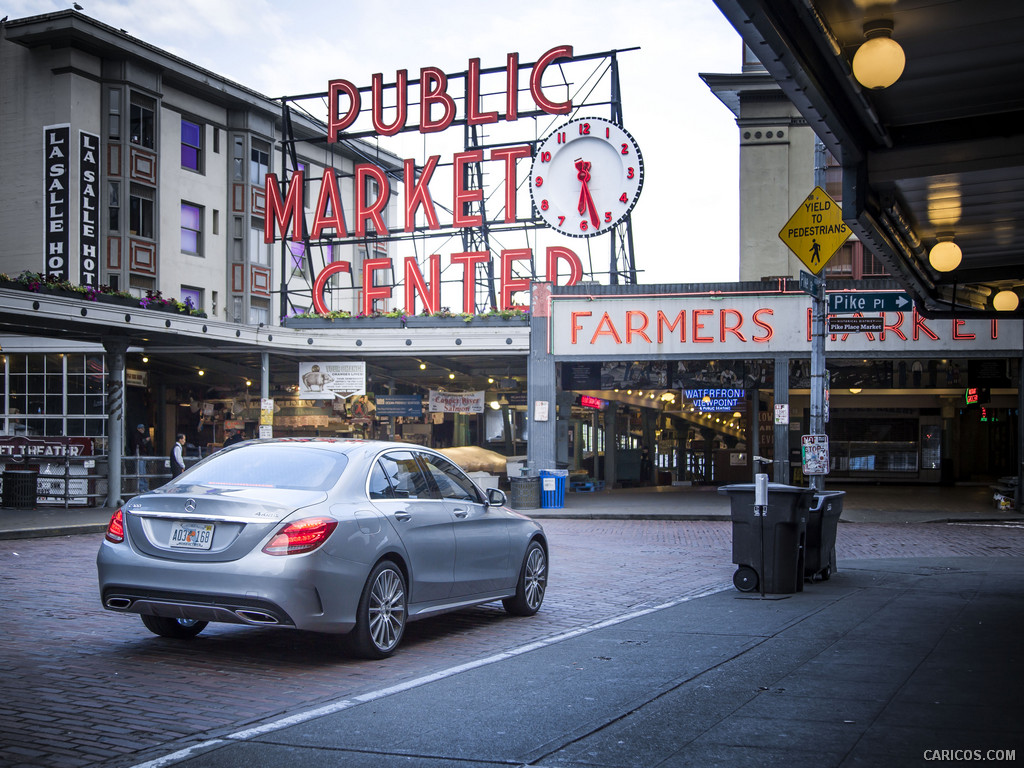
[428,390,485,414]
[298,361,367,400]
[533,400,550,422]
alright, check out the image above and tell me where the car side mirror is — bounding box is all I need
[486,487,508,507]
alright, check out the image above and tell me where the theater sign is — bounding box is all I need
[550,293,1022,357]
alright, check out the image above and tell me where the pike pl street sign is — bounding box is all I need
[828,292,913,313]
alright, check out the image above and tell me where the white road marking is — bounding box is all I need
[131,583,730,766]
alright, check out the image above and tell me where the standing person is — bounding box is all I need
[171,433,186,478]
[129,424,152,492]
[222,428,244,447]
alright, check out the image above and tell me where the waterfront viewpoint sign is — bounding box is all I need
[550,293,1022,356]
[264,45,591,317]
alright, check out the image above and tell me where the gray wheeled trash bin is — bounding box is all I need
[805,490,844,580]
[509,476,541,510]
[718,483,814,594]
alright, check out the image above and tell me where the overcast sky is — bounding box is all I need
[7,0,743,285]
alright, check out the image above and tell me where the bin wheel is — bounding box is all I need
[733,566,758,593]
[821,548,837,581]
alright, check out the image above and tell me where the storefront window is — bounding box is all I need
[2,353,107,440]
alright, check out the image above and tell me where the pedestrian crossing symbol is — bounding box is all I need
[779,186,852,274]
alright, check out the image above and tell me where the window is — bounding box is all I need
[374,452,434,499]
[248,298,270,326]
[233,136,244,180]
[130,95,156,148]
[289,242,305,276]
[180,286,202,312]
[421,455,481,502]
[107,89,121,139]
[249,217,270,265]
[181,119,202,172]
[2,353,107,439]
[108,182,120,232]
[250,140,270,185]
[181,202,203,255]
[129,184,154,238]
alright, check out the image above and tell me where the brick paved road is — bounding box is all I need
[2,520,1023,768]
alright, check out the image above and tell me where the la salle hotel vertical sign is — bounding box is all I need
[43,125,100,285]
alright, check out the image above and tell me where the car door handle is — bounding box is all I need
[452,508,468,518]
[394,512,411,522]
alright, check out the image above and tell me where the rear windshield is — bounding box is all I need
[179,444,348,491]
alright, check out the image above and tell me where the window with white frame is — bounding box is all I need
[249,298,270,326]
[181,202,203,255]
[249,217,270,265]
[180,286,202,312]
[181,118,202,172]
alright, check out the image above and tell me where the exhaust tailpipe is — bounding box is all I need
[235,609,279,624]
[105,597,132,609]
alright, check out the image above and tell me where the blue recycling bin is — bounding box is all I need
[540,469,568,509]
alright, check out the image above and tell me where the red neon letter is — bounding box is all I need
[570,311,592,344]
[419,67,455,133]
[591,313,623,345]
[913,310,940,341]
[450,251,490,313]
[404,254,440,315]
[466,57,498,126]
[657,311,685,343]
[311,261,351,315]
[626,311,652,343]
[720,309,746,342]
[371,70,408,136]
[952,319,975,340]
[491,145,531,223]
[530,45,573,116]
[310,168,348,240]
[327,80,360,142]
[361,258,393,317]
[545,245,583,286]
[404,156,441,232]
[752,308,774,342]
[692,310,714,342]
[263,172,303,243]
[452,151,483,228]
[355,164,390,237]
[881,312,907,341]
[499,249,532,311]
[506,52,519,122]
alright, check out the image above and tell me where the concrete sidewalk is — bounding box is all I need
[155,555,1024,768]
[2,479,1015,536]
[0,482,1018,539]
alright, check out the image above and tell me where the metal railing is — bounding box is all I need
[0,454,202,509]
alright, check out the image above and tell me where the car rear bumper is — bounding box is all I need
[97,540,365,634]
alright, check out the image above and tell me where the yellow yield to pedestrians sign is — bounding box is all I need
[779,186,852,274]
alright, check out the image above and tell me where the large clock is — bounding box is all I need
[529,116,644,238]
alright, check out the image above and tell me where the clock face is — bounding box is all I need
[529,117,644,238]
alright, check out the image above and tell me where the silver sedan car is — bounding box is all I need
[97,439,548,658]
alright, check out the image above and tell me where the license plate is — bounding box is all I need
[169,522,214,550]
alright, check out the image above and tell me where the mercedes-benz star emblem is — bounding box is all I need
[184,499,197,513]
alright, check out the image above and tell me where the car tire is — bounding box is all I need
[503,540,547,616]
[141,614,208,639]
[346,560,407,659]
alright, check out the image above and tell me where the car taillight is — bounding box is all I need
[105,509,125,543]
[262,517,337,556]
